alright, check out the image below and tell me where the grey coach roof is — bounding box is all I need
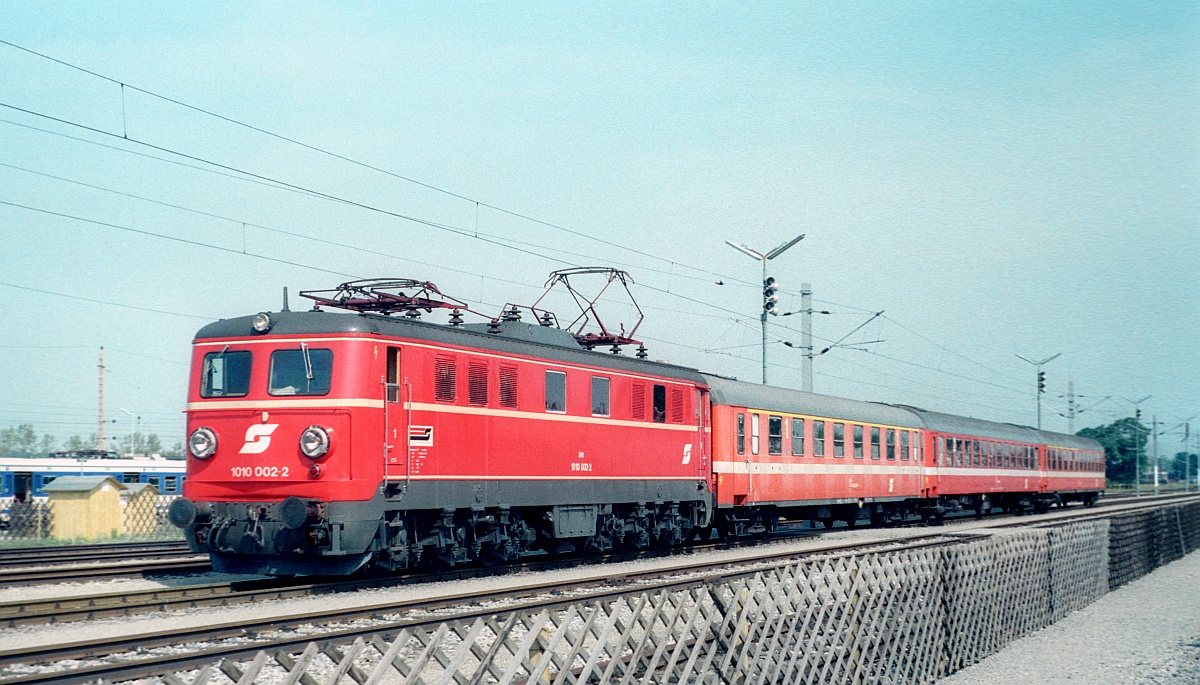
[701,375,924,428]
[895,406,1043,443]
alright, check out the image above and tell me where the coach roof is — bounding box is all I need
[195,310,708,383]
[702,375,924,429]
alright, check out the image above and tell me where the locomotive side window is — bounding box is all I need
[591,377,610,416]
[468,362,488,406]
[268,347,332,396]
[652,384,666,423]
[886,429,895,460]
[853,425,864,459]
[751,413,760,455]
[632,383,646,420]
[767,416,783,455]
[499,366,518,408]
[900,430,909,460]
[870,427,881,460]
[545,370,566,412]
[792,418,805,457]
[434,358,457,402]
[833,422,845,457]
[813,420,825,457]
[200,349,251,398]
[736,413,745,455]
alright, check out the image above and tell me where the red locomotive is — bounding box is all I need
[169,274,1104,575]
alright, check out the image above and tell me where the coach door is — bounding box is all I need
[383,346,409,484]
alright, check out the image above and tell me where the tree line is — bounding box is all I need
[1077,417,1198,484]
[0,423,183,459]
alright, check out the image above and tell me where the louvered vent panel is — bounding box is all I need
[435,358,456,402]
[632,382,645,420]
[671,387,684,422]
[468,362,488,406]
[499,366,518,408]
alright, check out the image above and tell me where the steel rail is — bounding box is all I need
[0,532,968,684]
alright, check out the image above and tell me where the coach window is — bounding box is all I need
[768,416,783,455]
[870,427,881,460]
[545,370,566,412]
[165,476,178,492]
[751,414,760,455]
[900,430,910,460]
[737,413,746,455]
[814,420,826,457]
[591,377,610,416]
[852,424,863,459]
[886,429,896,460]
[792,418,806,457]
[200,349,251,398]
[652,384,667,423]
[269,347,333,396]
[833,422,845,457]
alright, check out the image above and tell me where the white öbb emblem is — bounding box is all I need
[240,424,279,454]
[682,444,693,465]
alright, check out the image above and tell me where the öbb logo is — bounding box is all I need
[240,424,279,454]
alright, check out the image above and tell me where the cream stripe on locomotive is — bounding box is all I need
[188,398,387,410]
[186,398,700,432]
[404,402,700,431]
[713,462,922,476]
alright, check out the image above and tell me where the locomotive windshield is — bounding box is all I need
[200,349,251,397]
[269,346,333,396]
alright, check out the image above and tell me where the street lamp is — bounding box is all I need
[725,234,805,384]
[1122,395,1152,496]
[1016,353,1061,429]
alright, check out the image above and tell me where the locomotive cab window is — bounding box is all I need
[268,346,332,396]
[652,384,667,423]
[591,377,610,416]
[545,370,566,412]
[768,416,783,455]
[200,349,251,398]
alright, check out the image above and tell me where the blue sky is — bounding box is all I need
[0,2,1196,451]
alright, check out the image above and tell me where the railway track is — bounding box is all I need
[1,495,1193,684]
[0,540,190,567]
[0,529,973,685]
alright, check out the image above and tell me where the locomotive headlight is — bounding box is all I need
[252,312,272,333]
[188,427,218,459]
[299,425,330,459]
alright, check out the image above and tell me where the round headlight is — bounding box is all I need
[252,312,272,333]
[189,427,218,459]
[299,425,330,459]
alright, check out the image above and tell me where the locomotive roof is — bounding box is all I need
[195,311,708,383]
[701,375,924,429]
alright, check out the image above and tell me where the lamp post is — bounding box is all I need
[1016,353,1061,429]
[725,234,805,384]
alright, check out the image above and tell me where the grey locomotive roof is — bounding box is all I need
[701,375,924,428]
[195,311,707,383]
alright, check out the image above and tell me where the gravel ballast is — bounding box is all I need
[938,550,1200,684]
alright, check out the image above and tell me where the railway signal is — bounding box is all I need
[725,234,805,385]
[1016,353,1061,430]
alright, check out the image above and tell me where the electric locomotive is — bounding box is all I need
[169,277,713,575]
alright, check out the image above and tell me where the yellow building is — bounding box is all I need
[43,476,128,541]
[122,482,163,536]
